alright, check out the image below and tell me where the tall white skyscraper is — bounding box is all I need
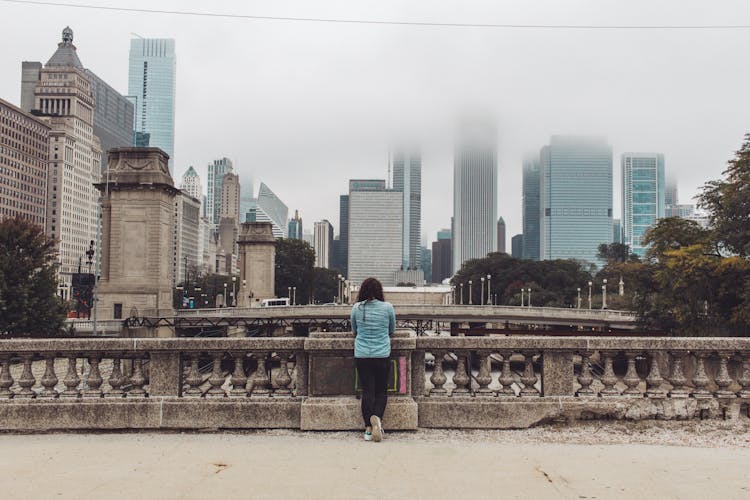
[452,121,498,272]
[313,220,333,268]
[128,38,176,172]
[392,150,422,271]
[540,136,613,266]
[180,166,202,200]
[621,153,665,257]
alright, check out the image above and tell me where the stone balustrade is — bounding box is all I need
[0,336,748,431]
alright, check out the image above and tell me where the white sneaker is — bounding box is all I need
[364,431,373,441]
[370,415,383,442]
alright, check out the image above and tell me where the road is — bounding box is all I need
[2,421,749,499]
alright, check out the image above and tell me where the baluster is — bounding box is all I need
[737,352,750,398]
[429,351,447,396]
[714,351,736,399]
[519,352,540,397]
[60,355,80,399]
[599,351,620,397]
[251,352,271,397]
[475,351,494,397]
[497,351,516,397]
[127,356,147,398]
[107,355,125,398]
[230,351,248,397]
[206,352,227,398]
[184,353,204,397]
[0,355,13,399]
[622,352,642,396]
[39,354,59,398]
[273,352,293,397]
[576,351,595,397]
[691,352,712,399]
[15,354,37,399]
[668,351,689,398]
[645,352,666,399]
[84,355,103,398]
[452,353,470,396]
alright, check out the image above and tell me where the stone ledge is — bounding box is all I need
[416,397,748,429]
[0,399,300,431]
[300,396,418,431]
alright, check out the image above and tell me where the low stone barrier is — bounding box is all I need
[0,336,748,431]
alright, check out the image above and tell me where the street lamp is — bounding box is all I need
[521,288,525,307]
[486,274,492,306]
[337,274,343,304]
[451,285,455,305]
[223,282,228,307]
[288,286,292,302]
[527,288,532,307]
[480,277,485,306]
[576,287,581,309]
[292,286,297,305]
[588,281,593,309]
[468,280,473,304]
[602,279,608,310]
[232,276,237,307]
[460,283,464,305]
[242,279,247,307]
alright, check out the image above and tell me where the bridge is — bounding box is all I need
[125,304,639,333]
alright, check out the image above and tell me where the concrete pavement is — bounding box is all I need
[1,425,750,499]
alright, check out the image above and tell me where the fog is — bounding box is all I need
[1,0,749,242]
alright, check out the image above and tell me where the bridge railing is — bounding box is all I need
[0,336,748,430]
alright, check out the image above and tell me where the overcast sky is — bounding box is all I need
[1,0,749,244]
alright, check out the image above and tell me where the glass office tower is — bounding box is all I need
[392,150,422,271]
[522,154,541,260]
[621,153,665,257]
[540,136,613,267]
[128,38,176,173]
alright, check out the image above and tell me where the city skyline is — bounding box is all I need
[1,2,747,243]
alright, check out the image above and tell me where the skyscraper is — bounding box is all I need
[128,38,176,172]
[540,136,613,267]
[30,27,102,288]
[180,166,202,201]
[511,234,524,258]
[522,155,541,260]
[255,183,288,238]
[336,194,349,276]
[431,229,452,284]
[288,210,303,239]
[392,150,422,270]
[453,121,498,272]
[348,187,403,287]
[219,172,241,221]
[497,217,506,253]
[664,176,678,217]
[206,157,233,226]
[0,98,49,227]
[314,220,333,268]
[621,153,665,257]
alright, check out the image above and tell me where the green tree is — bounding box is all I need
[699,134,750,257]
[0,217,66,337]
[310,267,340,304]
[275,238,314,304]
[597,242,637,265]
[642,217,712,261]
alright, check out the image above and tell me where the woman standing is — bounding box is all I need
[350,277,395,442]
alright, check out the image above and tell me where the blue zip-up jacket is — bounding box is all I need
[350,299,395,358]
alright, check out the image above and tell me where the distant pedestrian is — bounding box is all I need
[351,277,395,442]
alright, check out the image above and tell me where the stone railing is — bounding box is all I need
[0,336,748,431]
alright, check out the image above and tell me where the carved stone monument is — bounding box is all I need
[95,148,177,329]
[237,222,276,307]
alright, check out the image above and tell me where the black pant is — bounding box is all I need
[356,358,390,428]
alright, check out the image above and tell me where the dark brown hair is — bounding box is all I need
[357,277,385,302]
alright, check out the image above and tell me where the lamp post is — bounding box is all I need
[292,286,297,305]
[576,287,581,309]
[521,288,525,307]
[242,279,247,307]
[232,276,237,307]
[451,285,455,305]
[527,288,532,307]
[223,282,227,307]
[337,274,343,304]
[288,286,292,302]
[468,280,473,305]
[460,283,464,305]
[619,276,624,296]
[588,281,593,309]
[487,274,492,306]
[480,277,485,306]
[602,279,608,310]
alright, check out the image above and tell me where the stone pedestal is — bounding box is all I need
[237,222,276,307]
[95,148,178,323]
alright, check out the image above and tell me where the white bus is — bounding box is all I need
[260,298,290,308]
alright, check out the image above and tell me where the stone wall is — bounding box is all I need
[0,336,748,431]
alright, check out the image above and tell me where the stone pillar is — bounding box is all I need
[95,148,178,327]
[237,222,276,307]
